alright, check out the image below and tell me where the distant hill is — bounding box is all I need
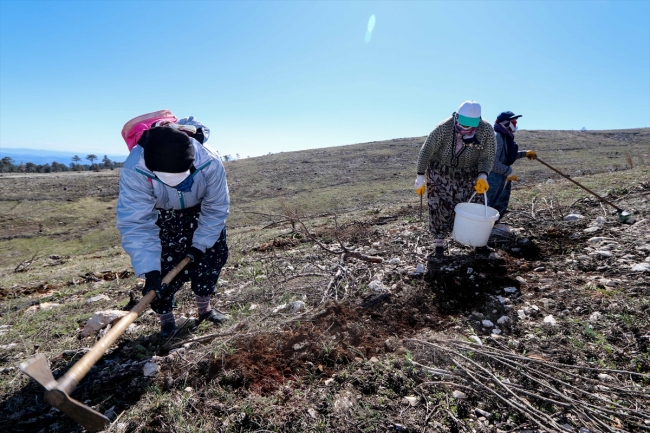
[0,148,127,166]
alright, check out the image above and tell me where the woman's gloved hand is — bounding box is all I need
[526,150,537,160]
[142,270,164,298]
[414,174,426,196]
[474,174,489,194]
[507,174,518,182]
[186,246,204,265]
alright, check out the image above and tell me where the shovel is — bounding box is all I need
[534,157,632,222]
[19,257,191,432]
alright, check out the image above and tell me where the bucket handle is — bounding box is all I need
[468,192,489,218]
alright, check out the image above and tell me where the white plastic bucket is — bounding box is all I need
[452,193,500,247]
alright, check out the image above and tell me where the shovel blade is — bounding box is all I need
[19,354,57,390]
[45,389,109,432]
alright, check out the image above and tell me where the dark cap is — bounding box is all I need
[142,126,194,173]
[496,111,522,122]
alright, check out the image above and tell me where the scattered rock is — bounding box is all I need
[0,343,19,351]
[597,373,616,382]
[631,263,650,272]
[481,320,494,328]
[497,316,509,325]
[543,315,557,326]
[623,217,636,225]
[534,266,546,272]
[307,408,318,419]
[583,226,600,234]
[388,258,401,265]
[503,287,517,294]
[324,378,335,386]
[590,250,613,258]
[564,213,584,221]
[492,328,502,335]
[81,310,129,337]
[517,310,527,320]
[594,216,607,225]
[143,362,159,377]
[452,390,467,399]
[0,325,11,335]
[290,300,305,312]
[86,294,110,303]
[589,311,603,322]
[40,302,61,310]
[469,335,482,345]
[403,396,418,406]
[368,280,390,293]
[184,387,193,392]
[333,389,357,413]
[384,337,402,352]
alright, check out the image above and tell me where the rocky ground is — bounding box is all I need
[0,154,649,431]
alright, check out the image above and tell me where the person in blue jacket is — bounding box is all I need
[117,119,230,338]
[487,111,537,219]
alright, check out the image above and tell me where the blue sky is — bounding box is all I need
[1,0,648,158]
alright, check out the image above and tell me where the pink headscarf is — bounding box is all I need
[121,110,177,151]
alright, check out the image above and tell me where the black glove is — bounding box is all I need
[186,246,204,264]
[143,270,163,298]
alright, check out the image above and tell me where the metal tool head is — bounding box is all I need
[612,209,632,223]
[19,355,109,432]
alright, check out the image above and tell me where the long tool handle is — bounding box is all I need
[535,157,623,212]
[56,257,191,394]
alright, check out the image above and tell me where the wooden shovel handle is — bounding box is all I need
[56,257,191,394]
[535,157,623,212]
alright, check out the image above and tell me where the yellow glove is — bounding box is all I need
[507,174,518,181]
[474,178,489,194]
[526,150,537,160]
[414,174,426,196]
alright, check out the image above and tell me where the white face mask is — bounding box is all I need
[507,122,518,133]
[153,170,190,187]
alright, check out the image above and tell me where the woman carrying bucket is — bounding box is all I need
[414,101,496,257]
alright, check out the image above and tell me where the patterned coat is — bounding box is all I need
[416,115,496,176]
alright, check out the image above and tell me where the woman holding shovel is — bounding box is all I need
[414,101,496,257]
[487,111,537,219]
[117,122,230,338]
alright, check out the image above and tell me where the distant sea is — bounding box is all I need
[0,148,128,166]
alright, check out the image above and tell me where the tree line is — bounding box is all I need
[0,154,124,174]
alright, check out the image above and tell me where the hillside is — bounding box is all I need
[0,128,649,432]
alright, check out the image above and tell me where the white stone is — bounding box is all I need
[0,343,18,350]
[469,335,482,345]
[272,303,288,313]
[333,390,356,412]
[290,301,305,312]
[497,295,508,304]
[590,250,613,258]
[589,311,603,322]
[389,258,401,265]
[594,216,607,225]
[631,263,650,272]
[403,396,418,406]
[543,315,557,325]
[414,263,425,274]
[366,248,378,255]
[452,390,467,399]
[307,408,318,419]
[467,267,473,274]
[564,213,584,221]
[517,310,526,320]
[583,226,600,234]
[40,302,61,310]
[368,280,390,293]
[81,310,129,337]
[587,237,607,244]
[86,294,110,303]
[503,287,517,294]
[143,362,159,377]
[372,242,381,248]
[597,373,616,382]
[481,320,494,328]
[497,316,510,325]
[492,328,502,335]
[184,387,193,392]
[324,378,335,386]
